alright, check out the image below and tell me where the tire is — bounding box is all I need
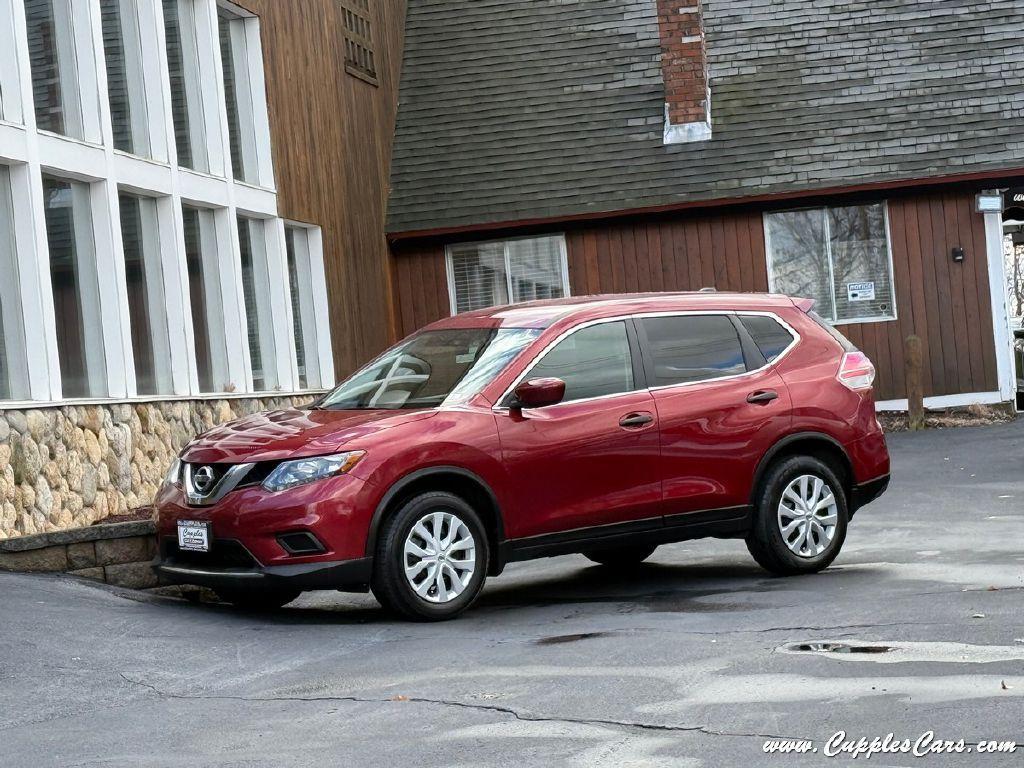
[216,587,301,611]
[371,491,489,621]
[746,455,849,576]
[583,545,656,567]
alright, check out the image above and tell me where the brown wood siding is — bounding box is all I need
[239,0,406,377]
[389,190,999,401]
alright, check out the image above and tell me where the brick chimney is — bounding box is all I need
[656,0,711,144]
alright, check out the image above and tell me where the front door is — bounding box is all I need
[495,319,662,539]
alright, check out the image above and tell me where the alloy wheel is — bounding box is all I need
[403,511,477,603]
[777,474,838,558]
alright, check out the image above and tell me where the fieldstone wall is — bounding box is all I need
[0,520,159,589]
[0,395,313,539]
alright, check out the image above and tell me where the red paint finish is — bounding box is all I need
[154,292,890,588]
[654,367,793,514]
[494,391,663,537]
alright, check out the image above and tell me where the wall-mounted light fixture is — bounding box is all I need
[975,193,1003,213]
[951,246,965,263]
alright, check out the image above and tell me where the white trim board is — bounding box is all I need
[875,391,1007,412]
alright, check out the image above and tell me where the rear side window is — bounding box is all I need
[527,320,635,402]
[808,310,857,352]
[641,315,746,387]
[740,315,795,362]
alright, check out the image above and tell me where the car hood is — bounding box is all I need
[180,408,436,464]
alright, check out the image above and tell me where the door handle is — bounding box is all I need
[746,389,779,405]
[619,412,654,428]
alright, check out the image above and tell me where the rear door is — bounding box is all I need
[638,312,794,521]
[494,319,663,539]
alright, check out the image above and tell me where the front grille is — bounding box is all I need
[160,537,260,570]
[184,462,233,486]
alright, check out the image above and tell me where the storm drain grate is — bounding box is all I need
[787,642,894,655]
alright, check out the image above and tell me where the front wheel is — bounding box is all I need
[746,456,848,575]
[371,491,489,621]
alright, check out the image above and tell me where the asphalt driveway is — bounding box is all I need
[1,421,1022,767]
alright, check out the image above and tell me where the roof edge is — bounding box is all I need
[388,166,1024,243]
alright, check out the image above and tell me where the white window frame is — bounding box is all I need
[445,233,571,316]
[763,202,898,326]
[216,1,273,188]
[284,222,334,390]
[0,0,25,125]
[23,0,104,144]
[117,189,175,394]
[0,164,30,399]
[100,0,170,162]
[0,0,329,407]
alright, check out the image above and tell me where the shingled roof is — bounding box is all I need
[387,0,1024,235]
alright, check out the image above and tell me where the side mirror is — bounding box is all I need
[510,377,566,410]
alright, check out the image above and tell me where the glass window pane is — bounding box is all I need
[529,321,634,402]
[0,167,28,400]
[0,3,24,123]
[120,193,170,395]
[162,0,205,171]
[25,0,83,138]
[828,203,895,322]
[101,0,148,156]
[183,206,224,392]
[449,242,508,313]
[507,237,565,303]
[237,216,276,391]
[43,176,106,397]
[218,8,256,183]
[641,315,746,386]
[766,209,833,319]
[285,226,317,389]
[740,315,794,362]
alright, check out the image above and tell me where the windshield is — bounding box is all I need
[318,327,542,410]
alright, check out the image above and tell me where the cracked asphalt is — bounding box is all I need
[2,421,1023,767]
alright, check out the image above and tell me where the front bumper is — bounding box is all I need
[152,469,382,592]
[154,537,372,591]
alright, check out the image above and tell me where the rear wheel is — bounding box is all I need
[583,545,656,567]
[746,455,848,575]
[216,588,301,611]
[371,491,489,621]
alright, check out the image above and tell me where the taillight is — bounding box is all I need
[838,351,875,390]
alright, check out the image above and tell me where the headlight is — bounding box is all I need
[163,457,182,487]
[262,451,365,493]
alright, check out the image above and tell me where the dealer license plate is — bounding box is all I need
[177,520,210,552]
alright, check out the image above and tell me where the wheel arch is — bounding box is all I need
[365,466,507,575]
[751,432,855,508]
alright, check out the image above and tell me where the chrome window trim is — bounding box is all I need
[184,462,256,506]
[492,309,801,411]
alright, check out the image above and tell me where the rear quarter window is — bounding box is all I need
[808,310,858,352]
[739,315,795,362]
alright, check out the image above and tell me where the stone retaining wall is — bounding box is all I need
[0,520,159,589]
[0,395,312,539]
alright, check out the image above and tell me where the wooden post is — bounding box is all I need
[905,335,925,431]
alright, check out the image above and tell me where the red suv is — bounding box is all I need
[154,293,890,620]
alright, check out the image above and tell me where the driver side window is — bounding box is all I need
[527,321,635,402]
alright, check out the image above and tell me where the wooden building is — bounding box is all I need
[385,0,1023,409]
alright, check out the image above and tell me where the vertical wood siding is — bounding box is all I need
[390,190,999,401]
[240,0,406,377]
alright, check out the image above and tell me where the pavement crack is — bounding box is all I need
[117,673,795,742]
